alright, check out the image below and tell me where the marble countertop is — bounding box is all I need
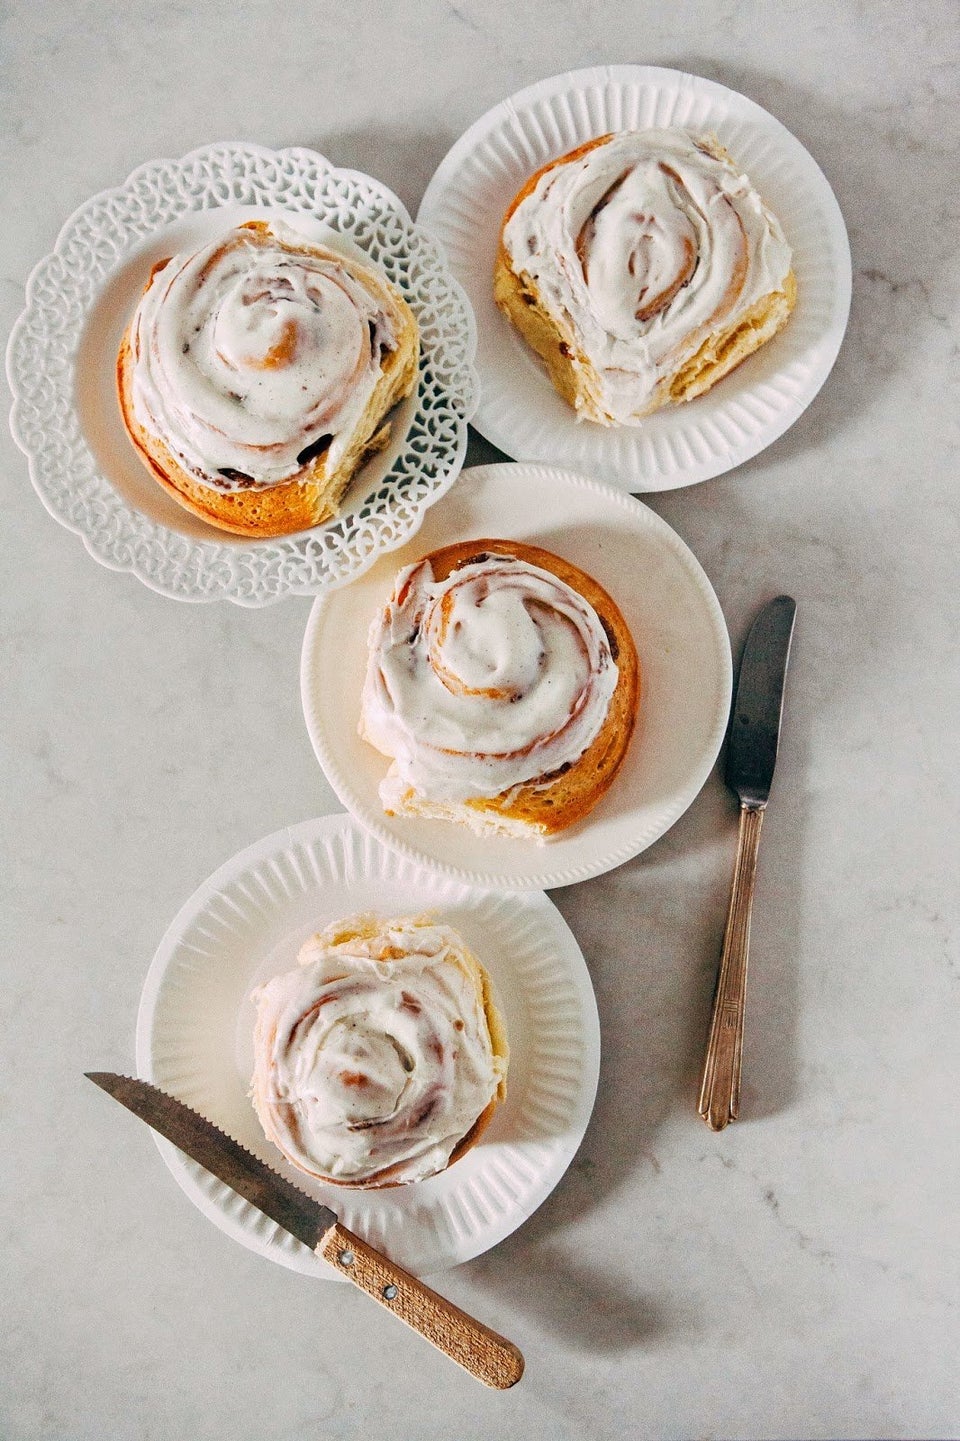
[2,3,958,1438]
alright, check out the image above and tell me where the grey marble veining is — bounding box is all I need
[2,2,959,1438]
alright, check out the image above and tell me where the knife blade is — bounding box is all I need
[725,594,797,808]
[697,596,796,1130]
[86,1073,524,1389]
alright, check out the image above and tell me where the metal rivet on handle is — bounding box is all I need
[338,1250,355,1267]
[382,1284,398,1300]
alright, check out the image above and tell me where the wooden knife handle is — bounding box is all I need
[317,1222,524,1389]
[698,803,765,1130]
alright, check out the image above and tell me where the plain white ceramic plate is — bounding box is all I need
[301,463,733,890]
[6,142,477,605]
[135,814,600,1278]
[417,64,851,492]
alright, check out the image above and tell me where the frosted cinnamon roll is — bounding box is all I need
[494,130,796,424]
[360,539,640,837]
[250,914,508,1187]
[117,220,419,536]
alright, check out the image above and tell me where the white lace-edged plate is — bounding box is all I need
[6,142,478,606]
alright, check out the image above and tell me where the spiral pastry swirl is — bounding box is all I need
[250,915,507,1187]
[118,221,419,535]
[496,129,795,424]
[360,541,638,836]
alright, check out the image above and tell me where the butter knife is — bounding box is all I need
[86,1072,524,1388]
[697,595,797,1131]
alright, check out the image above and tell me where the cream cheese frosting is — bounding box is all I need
[360,551,619,809]
[501,129,793,423]
[129,222,399,490]
[250,914,506,1186]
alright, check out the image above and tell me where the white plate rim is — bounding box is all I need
[417,63,852,492]
[134,813,601,1277]
[6,140,478,607]
[300,461,733,890]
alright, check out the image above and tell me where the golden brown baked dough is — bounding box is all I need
[117,221,419,537]
[250,913,508,1188]
[494,130,796,424]
[360,539,640,837]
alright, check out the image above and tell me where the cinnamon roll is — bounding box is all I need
[250,914,508,1188]
[117,220,419,536]
[360,539,640,837]
[494,130,796,424]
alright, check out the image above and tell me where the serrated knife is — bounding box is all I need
[697,595,797,1131]
[86,1072,524,1388]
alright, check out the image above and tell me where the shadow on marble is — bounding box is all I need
[464,429,512,470]
[303,123,457,220]
[460,1243,669,1355]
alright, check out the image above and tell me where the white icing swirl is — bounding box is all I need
[502,129,793,422]
[250,915,505,1186]
[129,222,398,490]
[360,551,619,807]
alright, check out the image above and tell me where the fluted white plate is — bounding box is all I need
[301,463,732,890]
[7,142,477,605]
[136,814,600,1278]
[418,65,851,491]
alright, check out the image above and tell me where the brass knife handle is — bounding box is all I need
[317,1222,524,1389]
[698,804,765,1131]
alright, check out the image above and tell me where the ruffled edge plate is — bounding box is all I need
[6,141,478,605]
[135,813,600,1277]
[417,64,851,492]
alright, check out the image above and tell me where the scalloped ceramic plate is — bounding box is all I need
[417,65,851,492]
[301,463,733,890]
[135,814,600,1277]
[6,142,478,606]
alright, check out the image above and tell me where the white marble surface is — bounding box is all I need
[2,2,959,1438]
